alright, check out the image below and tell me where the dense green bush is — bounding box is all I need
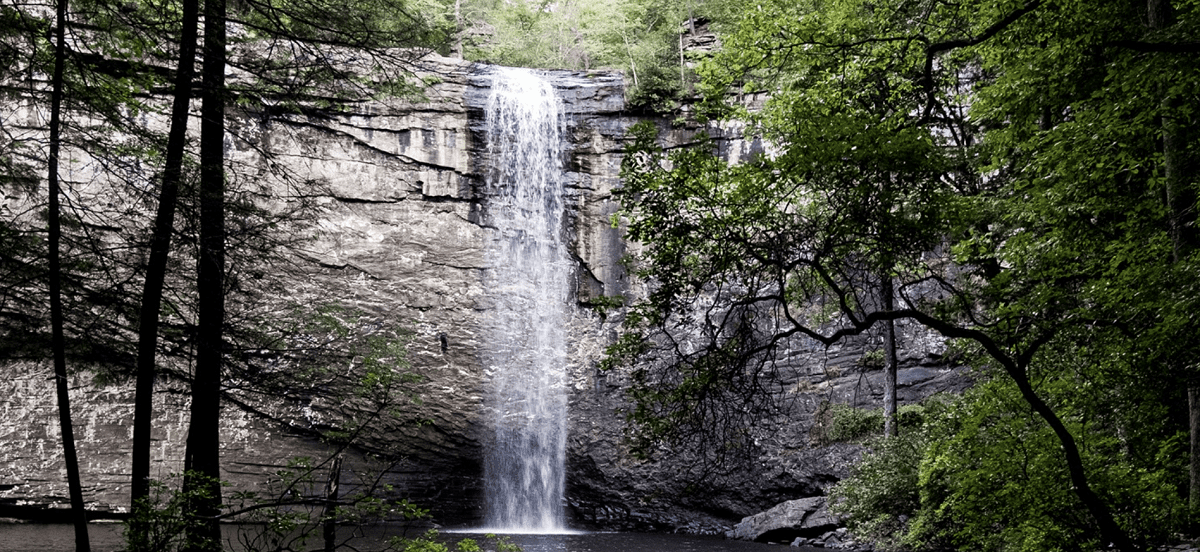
[831,375,1189,552]
[829,432,926,551]
[814,402,931,445]
[624,59,682,114]
[821,403,883,443]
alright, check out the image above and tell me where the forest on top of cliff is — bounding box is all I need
[455,0,734,111]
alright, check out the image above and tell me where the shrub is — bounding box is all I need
[857,349,885,369]
[830,377,1189,552]
[830,433,925,551]
[812,402,933,445]
[811,403,883,445]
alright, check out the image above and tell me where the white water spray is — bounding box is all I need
[480,67,570,533]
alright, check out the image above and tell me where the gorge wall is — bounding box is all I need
[0,54,970,531]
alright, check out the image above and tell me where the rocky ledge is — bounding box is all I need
[727,497,869,550]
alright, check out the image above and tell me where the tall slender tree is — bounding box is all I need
[46,0,91,548]
[181,0,227,546]
[880,270,897,439]
[130,0,200,539]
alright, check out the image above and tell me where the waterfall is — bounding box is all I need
[480,67,570,532]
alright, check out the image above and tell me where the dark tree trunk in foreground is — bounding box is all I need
[47,0,91,548]
[182,0,226,547]
[130,0,200,536]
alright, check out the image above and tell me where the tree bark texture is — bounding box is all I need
[323,455,344,552]
[1190,388,1200,510]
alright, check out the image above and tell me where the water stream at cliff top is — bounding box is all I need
[480,67,571,533]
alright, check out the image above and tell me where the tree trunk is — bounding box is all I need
[678,33,686,92]
[881,272,898,438]
[1010,365,1137,551]
[451,0,463,58]
[323,455,344,552]
[47,0,91,548]
[1148,0,1200,516]
[914,314,1140,551]
[1176,102,1200,515]
[130,0,199,537]
[1191,389,1200,510]
[182,0,226,547]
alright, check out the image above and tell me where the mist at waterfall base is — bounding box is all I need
[479,67,571,534]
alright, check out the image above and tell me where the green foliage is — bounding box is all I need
[624,59,682,113]
[832,372,1189,552]
[589,294,626,311]
[388,531,521,552]
[829,432,926,551]
[609,0,1200,547]
[607,0,956,466]
[818,403,882,444]
[123,472,225,552]
[813,403,929,445]
[857,349,885,369]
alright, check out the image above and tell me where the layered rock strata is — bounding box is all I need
[0,53,968,531]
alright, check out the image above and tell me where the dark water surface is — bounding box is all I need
[0,524,810,552]
[0,523,126,551]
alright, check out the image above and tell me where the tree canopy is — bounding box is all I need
[607,0,1200,549]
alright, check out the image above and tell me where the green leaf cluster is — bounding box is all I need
[813,403,928,445]
[834,365,1188,552]
[124,471,226,552]
[389,531,521,552]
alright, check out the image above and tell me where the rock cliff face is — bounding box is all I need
[0,54,969,530]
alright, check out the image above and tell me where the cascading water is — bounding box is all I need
[480,67,570,533]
